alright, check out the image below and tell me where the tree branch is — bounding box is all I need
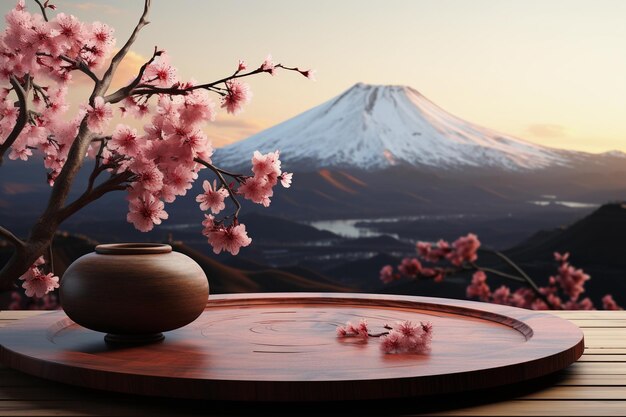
[126,68,265,101]
[34,0,49,22]
[100,0,151,94]
[104,46,161,104]
[59,170,134,223]
[0,76,31,166]
[477,248,554,309]
[194,157,242,219]
[0,226,25,248]
[36,53,100,84]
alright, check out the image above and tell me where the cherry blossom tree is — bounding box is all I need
[381,234,623,311]
[0,0,312,295]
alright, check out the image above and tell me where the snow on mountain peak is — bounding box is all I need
[214,83,573,171]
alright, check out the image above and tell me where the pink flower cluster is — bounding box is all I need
[238,151,291,207]
[336,319,433,354]
[380,320,433,354]
[0,0,312,273]
[416,233,480,266]
[18,256,59,298]
[2,1,115,81]
[382,233,622,311]
[0,1,117,179]
[477,253,608,310]
[335,318,369,338]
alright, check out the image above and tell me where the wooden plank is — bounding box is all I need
[564,362,626,375]
[557,374,626,386]
[585,349,626,355]
[521,386,626,400]
[426,400,626,416]
[570,320,626,328]
[548,311,626,319]
[579,355,626,362]
[0,311,50,319]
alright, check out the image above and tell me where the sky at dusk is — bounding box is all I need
[2,0,625,153]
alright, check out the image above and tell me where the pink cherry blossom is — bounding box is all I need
[398,257,422,277]
[602,295,622,311]
[201,214,216,236]
[356,318,369,337]
[127,193,168,232]
[109,124,141,157]
[251,150,281,177]
[379,264,396,284]
[129,158,164,194]
[237,59,246,72]
[280,172,293,188]
[206,223,252,255]
[144,54,177,87]
[261,54,276,75]
[491,285,511,305]
[554,252,570,262]
[466,270,491,302]
[52,13,85,52]
[447,233,480,266]
[196,180,229,214]
[380,330,402,353]
[89,21,114,47]
[85,96,112,134]
[19,267,60,298]
[221,80,251,115]
[180,90,215,125]
[396,320,421,338]
[238,176,274,207]
[301,69,316,81]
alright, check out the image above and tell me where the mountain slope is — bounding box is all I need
[214,83,602,171]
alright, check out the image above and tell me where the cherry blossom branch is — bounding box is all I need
[100,0,151,93]
[103,46,161,103]
[85,136,112,193]
[0,226,25,248]
[59,170,134,222]
[477,248,553,309]
[123,63,304,102]
[33,0,49,22]
[469,265,526,283]
[0,76,31,165]
[60,55,99,84]
[36,52,99,84]
[194,157,242,218]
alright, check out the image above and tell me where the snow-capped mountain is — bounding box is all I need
[214,83,592,171]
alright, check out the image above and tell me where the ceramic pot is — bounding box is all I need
[60,243,209,344]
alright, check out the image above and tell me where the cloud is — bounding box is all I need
[108,50,148,90]
[70,50,148,88]
[2,182,38,195]
[206,117,269,148]
[526,124,568,138]
[212,118,266,130]
[64,2,123,15]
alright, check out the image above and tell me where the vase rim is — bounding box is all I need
[95,243,172,255]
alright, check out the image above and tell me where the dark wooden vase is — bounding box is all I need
[60,243,209,344]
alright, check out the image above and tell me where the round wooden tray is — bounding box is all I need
[0,293,584,402]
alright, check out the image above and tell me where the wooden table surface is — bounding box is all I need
[1,309,625,416]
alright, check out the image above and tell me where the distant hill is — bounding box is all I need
[501,203,626,305]
[0,233,351,309]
